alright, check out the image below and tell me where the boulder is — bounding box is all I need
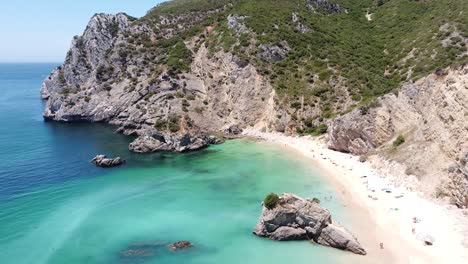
[91,155,125,167]
[253,193,366,255]
[316,224,367,255]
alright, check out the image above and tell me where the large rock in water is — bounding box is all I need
[91,155,125,167]
[253,193,366,255]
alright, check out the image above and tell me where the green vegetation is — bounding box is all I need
[58,70,66,85]
[264,192,280,209]
[312,197,321,204]
[111,0,466,124]
[154,114,181,132]
[298,122,328,136]
[393,135,405,147]
[109,20,120,37]
[145,0,232,17]
[198,0,467,116]
[167,41,193,73]
[96,65,114,82]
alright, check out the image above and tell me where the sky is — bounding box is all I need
[0,0,165,62]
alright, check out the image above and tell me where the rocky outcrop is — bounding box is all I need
[227,14,249,35]
[257,41,291,62]
[328,66,468,207]
[253,193,366,255]
[91,155,125,167]
[305,0,344,14]
[41,10,279,153]
[129,132,223,153]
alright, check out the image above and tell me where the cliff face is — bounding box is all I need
[41,0,467,205]
[329,66,468,208]
[41,11,280,151]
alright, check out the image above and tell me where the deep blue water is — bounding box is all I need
[0,63,131,200]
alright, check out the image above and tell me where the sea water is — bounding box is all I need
[0,64,364,264]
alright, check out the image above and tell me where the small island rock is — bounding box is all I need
[253,193,366,255]
[91,155,125,167]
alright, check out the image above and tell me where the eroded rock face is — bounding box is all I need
[91,155,125,167]
[128,133,223,153]
[257,41,291,62]
[253,193,366,255]
[41,11,280,153]
[328,66,468,208]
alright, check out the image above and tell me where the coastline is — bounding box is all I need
[243,129,467,264]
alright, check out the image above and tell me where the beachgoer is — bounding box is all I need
[380,242,384,249]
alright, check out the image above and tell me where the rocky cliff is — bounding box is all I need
[329,65,468,208]
[41,0,467,205]
[41,10,280,152]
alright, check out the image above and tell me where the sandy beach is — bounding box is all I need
[243,129,468,264]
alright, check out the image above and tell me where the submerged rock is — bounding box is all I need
[120,242,165,259]
[120,241,193,259]
[253,193,366,255]
[91,155,125,167]
[168,240,193,251]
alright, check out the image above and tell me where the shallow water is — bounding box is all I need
[0,64,363,264]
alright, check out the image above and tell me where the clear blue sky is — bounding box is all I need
[0,0,164,62]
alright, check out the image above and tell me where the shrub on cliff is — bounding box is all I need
[167,41,193,73]
[264,193,279,209]
[393,135,405,147]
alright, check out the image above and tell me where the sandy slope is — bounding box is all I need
[243,129,468,264]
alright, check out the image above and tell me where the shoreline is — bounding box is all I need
[243,129,467,264]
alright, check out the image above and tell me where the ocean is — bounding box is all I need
[0,63,363,264]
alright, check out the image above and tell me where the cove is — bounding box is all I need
[0,64,364,264]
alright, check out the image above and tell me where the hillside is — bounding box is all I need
[41,0,467,206]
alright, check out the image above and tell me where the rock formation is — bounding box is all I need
[91,155,125,167]
[328,66,468,208]
[39,0,468,207]
[128,132,223,153]
[253,193,366,255]
[41,10,279,153]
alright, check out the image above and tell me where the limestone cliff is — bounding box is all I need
[329,66,468,208]
[40,0,468,206]
[41,11,280,152]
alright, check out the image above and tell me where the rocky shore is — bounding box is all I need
[128,132,224,153]
[244,129,468,263]
[253,193,366,255]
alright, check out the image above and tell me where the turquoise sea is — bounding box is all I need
[0,64,365,264]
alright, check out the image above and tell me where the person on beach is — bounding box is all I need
[380,242,384,249]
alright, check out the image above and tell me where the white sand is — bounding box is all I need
[243,129,467,264]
